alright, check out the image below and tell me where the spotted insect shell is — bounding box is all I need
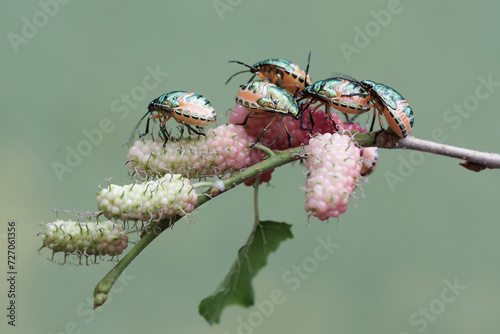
[149,91,216,126]
[235,81,300,119]
[301,78,373,114]
[361,80,414,138]
[253,59,312,94]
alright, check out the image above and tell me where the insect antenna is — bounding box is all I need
[127,110,150,146]
[225,60,257,85]
[305,51,311,84]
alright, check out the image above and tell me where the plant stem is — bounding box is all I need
[354,130,500,170]
[192,181,216,189]
[253,143,276,157]
[253,175,261,226]
[390,136,500,169]
[93,217,171,308]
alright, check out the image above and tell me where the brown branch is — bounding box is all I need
[353,130,500,171]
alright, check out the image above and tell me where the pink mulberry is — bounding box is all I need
[304,133,362,220]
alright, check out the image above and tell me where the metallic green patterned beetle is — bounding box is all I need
[226,57,312,95]
[298,77,373,130]
[360,80,414,138]
[129,91,217,146]
[235,81,301,147]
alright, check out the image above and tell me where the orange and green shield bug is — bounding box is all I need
[235,81,301,147]
[298,77,373,131]
[226,57,312,95]
[129,91,217,146]
[360,80,414,138]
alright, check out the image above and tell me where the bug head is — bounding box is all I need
[360,80,378,91]
[147,101,156,112]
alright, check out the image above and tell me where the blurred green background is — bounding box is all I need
[1,0,500,333]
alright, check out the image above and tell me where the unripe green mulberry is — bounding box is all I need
[96,174,198,221]
[39,220,128,257]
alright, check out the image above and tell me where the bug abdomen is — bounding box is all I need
[172,92,217,126]
[382,101,414,138]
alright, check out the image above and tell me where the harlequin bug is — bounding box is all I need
[226,56,312,95]
[360,80,414,138]
[129,91,216,146]
[298,77,373,130]
[235,81,301,147]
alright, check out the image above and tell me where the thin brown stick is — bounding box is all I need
[362,131,500,170]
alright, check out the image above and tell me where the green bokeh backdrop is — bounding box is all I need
[1,0,500,333]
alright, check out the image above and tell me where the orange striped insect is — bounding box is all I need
[226,57,312,95]
[298,77,373,131]
[129,91,216,146]
[360,80,414,138]
[235,81,301,147]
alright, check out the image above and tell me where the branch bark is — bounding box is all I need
[354,130,500,170]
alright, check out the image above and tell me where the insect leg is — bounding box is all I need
[344,112,353,123]
[157,114,172,147]
[377,110,385,130]
[299,103,312,132]
[277,73,283,88]
[325,104,339,132]
[160,127,170,147]
[183,123,205,136]
[140,114,154,138]
[251,115,278,148]
[280,116,292,148]
[369,109,377,132]
[235,111,254,126]
[351,113,362,122]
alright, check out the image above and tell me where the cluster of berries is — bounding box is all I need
[39,173,200,261]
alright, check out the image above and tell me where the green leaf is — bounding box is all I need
[198,220,294,324]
